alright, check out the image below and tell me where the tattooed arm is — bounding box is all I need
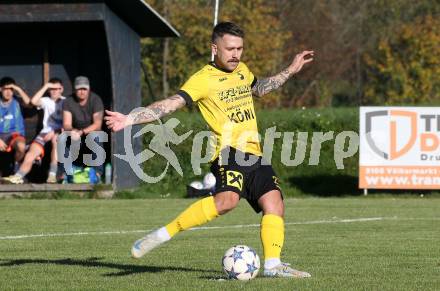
[128,95,186,124]
[105,94,186,132]
[252,50,314,97]
[252,69,293,97]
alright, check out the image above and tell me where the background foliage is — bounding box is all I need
[363,15,440,105]
[141,0,440,108]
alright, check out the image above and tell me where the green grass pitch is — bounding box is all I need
[0,197,439,290]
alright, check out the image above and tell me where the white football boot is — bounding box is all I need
[263,262,311,278]
[131,229,169,259]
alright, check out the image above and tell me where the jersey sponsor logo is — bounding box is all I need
[226,170,243,191]
[217,85,252,102]
[219,77,227,82]
[227,108,255,123]
[3,114,13,120]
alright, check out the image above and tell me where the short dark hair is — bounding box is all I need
[0,77,16,87]
[212,22,245,43]
[49,77,63,85]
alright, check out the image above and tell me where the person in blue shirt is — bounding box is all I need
[0,77,30,173]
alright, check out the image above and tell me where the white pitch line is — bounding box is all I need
[0,230,148,240]
[0,217,393,241]
[189,217,390,231]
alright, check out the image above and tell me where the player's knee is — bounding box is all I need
[262,203,284,217]
[214,191,240,215]
[259,190,284,217]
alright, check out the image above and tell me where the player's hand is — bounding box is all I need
[105,110,132,132]
[0,139,7,151]
[288,50,314,75]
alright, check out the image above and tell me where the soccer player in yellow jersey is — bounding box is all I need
[105,22,314,278]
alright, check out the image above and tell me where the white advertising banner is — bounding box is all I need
[359,107,440,189]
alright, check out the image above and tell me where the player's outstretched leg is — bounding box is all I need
[259,191,311,278]
[131,196,219,258]
[131,227,172,259]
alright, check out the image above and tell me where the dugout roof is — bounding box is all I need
[0,0,180,38]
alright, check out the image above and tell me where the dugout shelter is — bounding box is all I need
[0,0,179,191]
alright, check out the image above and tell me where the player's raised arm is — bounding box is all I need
[105,94,186,132]
[252,50,314,98]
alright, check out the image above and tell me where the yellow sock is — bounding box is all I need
[260,214,284,260]
[165,196,219,237]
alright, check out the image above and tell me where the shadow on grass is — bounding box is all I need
[0,257,218,276]
[288,175,361,196]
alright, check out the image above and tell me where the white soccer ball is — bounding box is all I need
[189,180,204,190]
[203,172,216,190]
[222,245,260,280]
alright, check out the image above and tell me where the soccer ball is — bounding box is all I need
[222,245,260,280]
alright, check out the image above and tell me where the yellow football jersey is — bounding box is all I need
[178,62,262,160]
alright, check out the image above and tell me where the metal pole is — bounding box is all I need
[214,0,219,26]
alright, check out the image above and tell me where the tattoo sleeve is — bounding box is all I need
[252,69,293,97]
[129,95,186,125]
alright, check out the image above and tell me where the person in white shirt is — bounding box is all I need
[2,78,65,184]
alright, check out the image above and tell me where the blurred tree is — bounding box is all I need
[279,0,368,108]
[141,0,212,105]
[363,15,440,105]
[141,0,440,107]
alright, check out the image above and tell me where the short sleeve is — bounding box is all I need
[250,73,257,88]
[91,94,104,114]
[178,71,208,106]
[241,63,257,88]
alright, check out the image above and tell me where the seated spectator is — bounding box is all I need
[0,77,30,175]
[2,78,65,184]
[60,76,104,183]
